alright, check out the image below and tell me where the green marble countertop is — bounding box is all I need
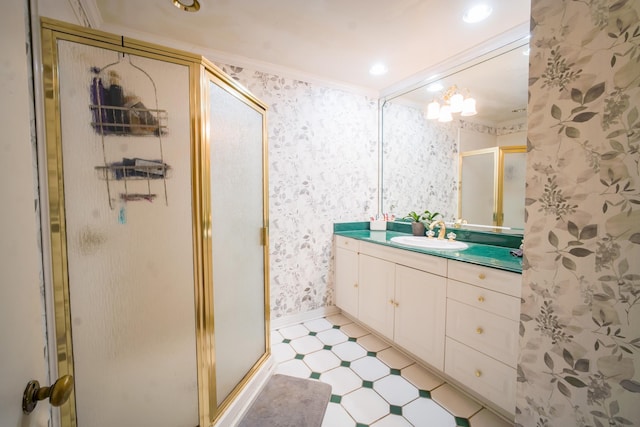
[334,225,523,274]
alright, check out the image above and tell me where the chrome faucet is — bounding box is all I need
[429,220,447,240]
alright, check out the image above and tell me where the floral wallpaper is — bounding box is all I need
[497,121,528,137]
[381,102,459,220]
[518,0,640,426]
[460,119,498,136]
[218,65,379,319]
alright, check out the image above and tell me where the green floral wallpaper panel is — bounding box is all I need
[518,0,640,426]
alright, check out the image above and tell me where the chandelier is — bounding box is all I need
[426,85,477,122]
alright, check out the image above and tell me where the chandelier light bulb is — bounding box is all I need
[426,100,441,119]
[438,105,453,122]
[449,93,464,113]
[425,85,478,120]
[461,98,478,116]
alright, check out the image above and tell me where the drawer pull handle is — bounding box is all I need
[389,299,395,305]
[354,283,358,288]
[394,301,400,307]
[475,370,482,377]
[477,296,485,303]
[476,327,484,334]
[478,273,486,280]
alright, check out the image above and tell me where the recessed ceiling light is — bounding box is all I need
[463,4,492,23]
[369,63,388,76]
[172,0,200,12]
[427,83,444,92]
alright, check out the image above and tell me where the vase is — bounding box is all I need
[411,222,425,236]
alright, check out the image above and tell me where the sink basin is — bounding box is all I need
[390,236,469,251]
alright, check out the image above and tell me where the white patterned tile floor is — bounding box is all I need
[273,315,513,427]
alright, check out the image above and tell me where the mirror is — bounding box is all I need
[459,145,526,228]
[459,148,497,226]
[381,37,529,232]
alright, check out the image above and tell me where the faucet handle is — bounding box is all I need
[447,232,457,241]
[453,219,467,229]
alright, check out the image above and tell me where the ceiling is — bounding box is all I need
[91,0,530,94]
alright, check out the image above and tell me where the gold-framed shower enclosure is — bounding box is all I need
[39,18,270,427]
[457,145,526,227]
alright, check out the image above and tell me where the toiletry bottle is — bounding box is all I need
[124,95,158,135]
[90,76,110,134]
[107,71,127,133]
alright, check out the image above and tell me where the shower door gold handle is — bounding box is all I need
[22,374,74,414]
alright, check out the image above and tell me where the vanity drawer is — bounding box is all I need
[360,241,447,277]
[445,337,516,415]
[335,235,359,251]
[447,279,520,321]
[447,260,521,298]
[446,299,518,367]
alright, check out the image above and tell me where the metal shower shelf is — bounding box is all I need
[91,52,170,209]
[95,163,172,181]
[90,104,168,136]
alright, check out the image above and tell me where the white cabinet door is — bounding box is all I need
[394,265,447,370]
[335,246,360,318]
[358,254,395,340]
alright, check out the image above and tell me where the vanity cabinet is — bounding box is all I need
[444,260,521,414]
[394,264,446,370]
[358,253,395,339]
[334,237,447,370]
[335,237,360,318]
[333,235,522,417]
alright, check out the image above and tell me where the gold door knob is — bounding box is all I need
[354,283,358,288]
[475,370,482,377]
[23,375,74,414]
[394,301,400,307]
[477,296,485,303]
[478,273,486,280]
[476,327,484,334]
[389,299,395,305]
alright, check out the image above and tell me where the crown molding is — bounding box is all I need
[76,0,103,28]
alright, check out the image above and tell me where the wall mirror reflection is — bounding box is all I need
[381,37,529,232]
[459,145,526,229]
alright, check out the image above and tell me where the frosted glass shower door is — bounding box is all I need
[207,76,268,407]
[47,39,199,427]
[500,149,526,229]
[459,148,498,225]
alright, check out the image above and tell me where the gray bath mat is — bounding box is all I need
[238,374,332,427]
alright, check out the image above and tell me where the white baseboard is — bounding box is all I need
[213,356,276,427]
[270,305,341,330]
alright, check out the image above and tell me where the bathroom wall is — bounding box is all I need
[518,0,640,425]
[459,119,527,152]
[497,120,527,147]
[459,121,497,152]
[218,65,379,318]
